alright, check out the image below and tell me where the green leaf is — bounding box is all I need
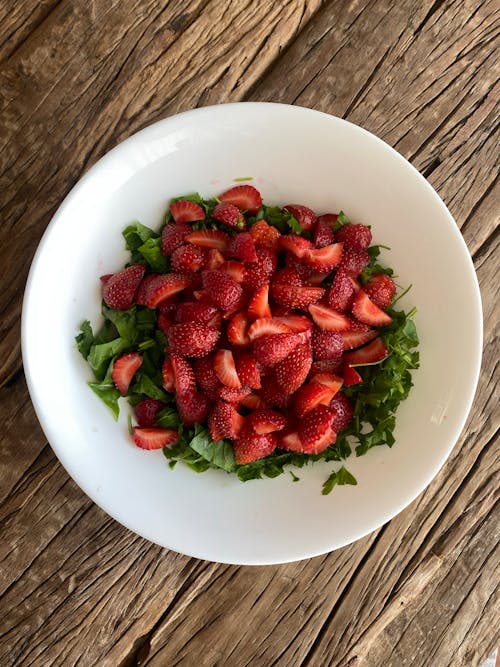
[138,237,168,273]
[87,337,129,380]
[253,205,304,235]
[322,466,357,495]
[101,304,137,343]
[189,426,235,473]
[87,381,121,419]
[334,210,350,230]
[122,222,158,252]
[156,406,180,429]
[286,214,302,234]
[76,320,94,359]
[131,373,169,401]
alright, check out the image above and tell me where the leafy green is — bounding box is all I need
[138,237,168,273]
[360,245,394,283]
[322,466,358,495]
[156,406,181,429]
[87,337,129,381]
[123,221,157,251]
[252,205,304,235]
[76,320,94,359]
[87,380,121,419]
[189,426,235,472]
[131,372,169,401]
[334,210,350,231]
[101,304,138,343]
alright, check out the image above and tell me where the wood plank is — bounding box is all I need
[0,0,62,61]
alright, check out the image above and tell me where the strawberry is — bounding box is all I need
[248,283,271,319]
[284,204,317,231]
[240,393,267,410]
[273,314,312,332]
[170,353,196,394]
[227,311,250,346]
[212,202,245,230]
[343,365,363,386]
[272,267,303,287]
[100,274,112,285]
[308,303,352,332]
[112,352,142,394]
[217,385,252,403]
[186,229,230,252]
[233,430,277,464]
[102,264,145,310]
[220,261,246,283]
[310,372,343,394]
[167,323,220,357]
[214,349,241,388]
[176,389,211,426]
[312,328,343,361]
[299,404,336,454]
[162,356,175,392]
[294,382,336,417]
[192,355,220,399]
[219,184,262,214]
[336,223,372,251]
[175,302,219,325]
[134,399,165,427]
[275,343,312,394]
[279,234,313,257]
[170,244,206,273]
[351,290,393,326]
[243,247,277,293]
[327,268,356,311]
[247,317,293,340]
[249,409,286,434]
[161,223,191,256]
[341,324,378,350]
[307,271,327,286]
[227,232,258,262]
[133,427,178,450]
[201,270,243,311]
[205,248,225,270]
[170,200,205,224]
[285,252,312,281]
[234,351,261,389]
[208,401,245,441]
[272,284,325,309]
[344,336,389,365]
[249,219,280,251]
[259,369,291,409]
[303,243,343,272]
[144,273,191,308]
[364,273,396,309]
[314,214,338,247]
[279,430,303,452]
[339,247,370,276]
[252,332,302,367]
[135,273,158,305]
[329,392,354,432]
[310,359,343,376]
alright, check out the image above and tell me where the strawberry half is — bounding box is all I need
[279,234,313,257]
[327,268,356,311]
[219,184,262,214]
[240,393,267,410]
[161,223,191,256]
[220,261,246,283]
[133,427,178,450]
[299,405,336,454]
[112,352,142,394]
[214,349,241,388]
[205,248,225,270]
[176,389,211,426]
[308,303,352,332]
[303,243,343,272]
[170,200,205,224]
[248,409,286,434]
[314,214,337,247]
[248,283,271,319]
[144,273,191,308]
[162,356,175,392]
[175,302,219,325]
[252,332,302,367]
[171,244,206,273]
[275,343,312,394]
[194,355,222,400]
[344,336,389,365]
[364,273,396,309]
[279,430,303,452]
[274,314,312,332]
[227,311,250,346]
[294,382,336,417]
[227,232,258,262]
[102,264,145,310]
[343,365,363,386]
[341,325,378,350]
[212,202,245,230]
[167,323,220,357]
[312,329,343,361]
[336,223,372,251]
[233,430,277,464]
[234,351,261,389]
[170,353,196,394]
[208,401,245,441]
[329,392,354,432]
[351,290,393,326]
[186,229,230,252]
[272,284,325,309]
[134,399,166,427]
[249,219,280,251]
[310,372,343,394]
[202,270,243,312]
[217,385,252,404]
[247,317,293,340]
[284,204,317,231]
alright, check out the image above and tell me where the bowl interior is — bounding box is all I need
[22,103,482,564]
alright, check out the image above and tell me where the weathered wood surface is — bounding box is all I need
[0,0,498,665]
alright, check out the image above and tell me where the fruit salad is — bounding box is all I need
[76,184,419,494]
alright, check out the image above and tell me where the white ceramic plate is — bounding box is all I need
[22,103,482,565]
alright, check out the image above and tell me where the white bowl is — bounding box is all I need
[22,103,482,564]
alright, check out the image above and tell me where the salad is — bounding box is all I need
[76,184,419,494]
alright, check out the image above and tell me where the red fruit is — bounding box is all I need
[274,314,312,333]
[167,323,220,357]
[352,290,393,326]
[272,284,325,309]
[227,311,250,347]
[272,267,303,287]
[170,244,206,273]
[308,303,352,332]
[279,234,313,257]
[336,223,372,251]
[303,243,343,272]
[249,219,280,251]
[327,268,356,311]
[208,401,245,441]
[240,393,267,410]
[135,273,158,305]
[279,430,303,452]
[233,431,277,464]
[294,382,336,417]
[170,353,196,394]
[284,204,317,231]
[344,336,389,365]
[260,370,291,409]
[112,352,142,394]
[247,317,293,340]
[214,349,241,388]
[218,385,252,403]
[307,271,327,286]
[205,248,225,270]
[310,359,344,376]
[252,332,302,367]
[364,273,396,309]
[134,399,165,427]
[299,404,336,454]
[339,247,370,276]
[343,365,363,386]
[175,302,219,325]
[341,324,378,350]
[202,270,243,312]
[234,351,261,389]
[219,184,262,214]
[312,328,343,361]
[314,214,338,247]
[100,274,112,285]
[310,372,343,394]
[186,229,230,252]
[248,283,271,319]
[162,356,175,392]
[227,232,258,262]
[170,200,205,224]
[285,252,312,281]
[249,409,286,434]
[102,264,146,310]
[176,389,211,427]
[212,202,245,229]
[144,273,191,308]
[161,223,191,256]
[133,427,178,450]
[275,343,312,394]
[220,261,246,283]
[193,356,222,400]
[329,392,354,432]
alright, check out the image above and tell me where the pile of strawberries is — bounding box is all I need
[103,185,396,464]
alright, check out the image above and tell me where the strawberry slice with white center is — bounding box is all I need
[248,283,271,319]
[279,430,304,452]
[294,382,337,417]
[310,371,343,392]
[170,200,205,224]
[274,314,312,332]
[272,284,325,309]
[249,409,286,434]
[240,393,267,410]
[214,349,241,388]
[343,365,363,386]
[351,290,393,326]
[219,184,262,214]
[308,303,352,332]
[186,229,230,252]
[112,352,142,394]
[344,336,389,365]
[161,356,175,392]
[341,320,378,349]
[227,311,251,346]
[279,234,313,257]
[220,261,246,283]
[208,401,245,441]
[303,243,343,272]
[144,273,191,308]
[133,427,179,450]
[205,248,225,269]
[247,317,293,340]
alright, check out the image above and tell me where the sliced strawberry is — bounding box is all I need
[227,311,250,347]
[170,244,206,273]
[275,343,312,394]
[205,248,225,270]
[234,351,261,389]
[279,430,303,453]
[219,184,262,214]
[201,270,243,312]
[310,372,343,394]
[100,274,112,285]
[314,214,337,247]
[161,223,191,256]
[329,392,354,432]
[133,427,178,450]
[247,317,293,340]
[249,409,286,434]
[144,273,191,308]
[170,200,205,224]
[162,356,175,392]
[227,232,258,262]
[208,401,245,441]
[176,389,211,426]
[252,332,302,367]
[274,314,312,332]
[285,252,312,281]
[207,311,223,330]
[336,223,372,251]
[272,284,325,309]
[212,202,245,230]
[272,267,303,287]
[167,323,219,357]
[341,325,378,350]
[344,336,389,365]
[217,385,252,404]
[240,393,267,410]
[312,328,343,361]
[134,399,165,427]
[102,264,145,310]
[249,219,281,251]
[343,365,363,386]
[364,273,396,309]
[279,234,313,257]
[307,271,327,286]
[310,358,344,376]
[308,303,352,332]
[351,290,393,326]
[175,302,219,324]
[299,405,336,454]
[170,353,196,394]
[294,382,336,417]
[248,283,271,319]
[339,247,370,276]
[111,352,142,395]
[192,355,221,399]
[303,243,343,272]
[233,430,277,464]
[186,229,230,252]
[259,369,291,409]
[214,349,241,388]
[135,273,159,305]
[284,204,317,232]
[327,268,356,311]
[220,261,246,283]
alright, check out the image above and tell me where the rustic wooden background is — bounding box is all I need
[1,1,499,665]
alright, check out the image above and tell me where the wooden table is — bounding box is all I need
[1,1,498,665]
